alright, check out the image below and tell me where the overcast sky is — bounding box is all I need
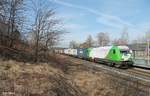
[48,0,150,47]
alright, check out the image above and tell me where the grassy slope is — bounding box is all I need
[0,55,146,96]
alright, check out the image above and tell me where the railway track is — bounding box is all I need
[127,68,150,80]
[57,54,150,95]
[60,54,150,84]
[59,54,150,95]
[69,56,150,79]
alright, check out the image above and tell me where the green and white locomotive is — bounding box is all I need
[89,45,133,67]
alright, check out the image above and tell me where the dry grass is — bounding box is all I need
[0,59,83,96]
[0,55,149,96]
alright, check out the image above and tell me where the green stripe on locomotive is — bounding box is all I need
[83,48,93,58]
[87,48,93,57]
[106,45,122,61]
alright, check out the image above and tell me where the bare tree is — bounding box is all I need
[9,0,25,47]
[69,40,78,48]
[0,0,8,45]
[42,20,64,49]
[112,38,125,45]
[0,0,66,62]
[120,27,129,44]
[97,32,110,46]
[112,27,129,45]
[85,35,94,47]
[0,0,25,47]
[30,0,64,62]
[79,42,88,48]
[0,0,6,22]
[78,35,94,48]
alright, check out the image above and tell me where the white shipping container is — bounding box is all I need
[72,49,77,56]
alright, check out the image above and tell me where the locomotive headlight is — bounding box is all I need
[121,58,124,61]
[122,54,131,61]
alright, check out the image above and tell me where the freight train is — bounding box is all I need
[55,45,134,68]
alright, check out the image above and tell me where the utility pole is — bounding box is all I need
[148,39,149,65]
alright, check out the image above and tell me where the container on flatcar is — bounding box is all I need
[72,49,78,56]
[67,49,72,55]
[77,48,84,58]
[64,49,69,55]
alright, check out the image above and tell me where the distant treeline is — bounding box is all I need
[69,31,149,49]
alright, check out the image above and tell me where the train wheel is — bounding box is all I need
[114,63,121,68]
[108,62,114,67]
[93,58,96,62]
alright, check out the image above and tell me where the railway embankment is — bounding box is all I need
[58,54,150,96]
[0,53,150,96]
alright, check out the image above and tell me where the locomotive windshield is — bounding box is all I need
[120,50,130,54]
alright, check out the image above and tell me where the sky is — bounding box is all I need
[48,0,150,47]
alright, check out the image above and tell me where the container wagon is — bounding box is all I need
[77,48,84,58]
[71,49,78,57]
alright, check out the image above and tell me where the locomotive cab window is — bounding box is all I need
[113,49,116,54]
[120,50,129,54]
